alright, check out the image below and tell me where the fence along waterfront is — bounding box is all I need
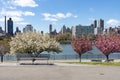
[2,44,120,61]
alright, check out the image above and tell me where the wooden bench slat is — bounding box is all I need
[16,54,50,63]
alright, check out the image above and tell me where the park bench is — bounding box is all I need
[91,59,102,62]
[16,54,50,64]
[105,59,114,62]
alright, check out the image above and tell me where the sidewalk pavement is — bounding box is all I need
[0,61,120,80]
[0,62,91,67]
[0,59,120,66]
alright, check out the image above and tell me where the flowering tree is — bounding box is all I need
[71,36,92,62]
[0,37,10,62]
[10,32,62,56]
[94,34,120,62]
[42,34,62,53]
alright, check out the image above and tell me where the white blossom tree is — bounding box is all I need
[0,46,6,62]
[10,31,62,56]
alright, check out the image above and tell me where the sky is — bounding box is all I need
[0,0,120,33]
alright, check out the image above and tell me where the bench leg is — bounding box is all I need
[47,59,49,64]
[17,59,19,63]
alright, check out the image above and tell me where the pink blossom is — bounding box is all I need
[94,34,120,61]
[71,36,92,62]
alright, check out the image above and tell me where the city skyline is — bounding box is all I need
[0,0,120,33]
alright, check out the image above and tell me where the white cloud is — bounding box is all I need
[0,17,30,25]
[0,0,16,9]
[0,0,38,10]
[0,9,23,17]
[42,12,77,22]
[0,0,36,27]
[74,15,78,18]
[24,11,35,16]
[0,9,34,26]
[16,22,30,25]
[0,16,23,22]
[12,17,24,22]
[55,13,73,19]
[8,6,16,9]
[13,0,38,7]
[56,13,66,19]
[42,13,51,17]
[44,17,58,22]
[0,9,35,17]
[42,13,57,21]
[66,13,72,17]
[106,19,120,26]
[0,17,4,22]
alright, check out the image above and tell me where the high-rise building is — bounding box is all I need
[72,24,94,37]
[61,25,66,34]
[94,20,97,28]
[15,27,21,35]
[0,27,5,36]
[104,27,120,34]
[0,27,4,33]
[98,19,104,30]
[49,24,52,34]
[94,27,103,35]
[5,16,6,33]
[23,24,33,32]
[41,31,44,35]
[7,18,13,36]
[66,27,72,33]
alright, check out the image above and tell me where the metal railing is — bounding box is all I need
[1,53,120,61]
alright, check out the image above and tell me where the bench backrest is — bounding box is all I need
[16,54,33,58]
[37,54,50,58]
[16,54,50,59]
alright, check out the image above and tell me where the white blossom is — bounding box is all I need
[10,31,62,55]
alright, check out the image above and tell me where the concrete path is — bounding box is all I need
[0,62,120,80]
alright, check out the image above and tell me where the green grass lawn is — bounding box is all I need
[66,62,120,66]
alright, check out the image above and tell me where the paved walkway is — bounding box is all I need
[0,61,120,80]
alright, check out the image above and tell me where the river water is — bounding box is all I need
[45,44,120,60]
[3,44,120,60]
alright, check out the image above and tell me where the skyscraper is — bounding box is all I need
[15,27,21,35]
[49,24,52,34]
[7,18,13,36]
[94,20,97,28]
[61,25,66,34]
[5,16,6,33]
[23,24,33,32]
[98,19,104,30]
[72,25,94,37]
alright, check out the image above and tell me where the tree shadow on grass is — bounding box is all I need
[19,63,54,65]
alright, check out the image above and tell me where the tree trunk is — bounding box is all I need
[32,58,35,63]
[105,54,109,62]
[79,54,81,62]
[1,54,3,63]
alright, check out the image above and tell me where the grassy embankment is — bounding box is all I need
[67,62,120,66]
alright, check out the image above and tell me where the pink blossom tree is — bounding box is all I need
[94,34,120,62]
[71,36,92,62]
